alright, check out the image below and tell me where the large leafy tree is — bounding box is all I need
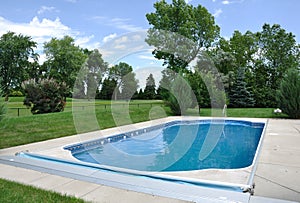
[146,0,220,72]
[73,49,109,99]
[0,32,38,100]
[253,24,299,107]
[42,36,87,90]
[109,62,137,100]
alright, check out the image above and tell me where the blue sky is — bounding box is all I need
[0,0,299,87]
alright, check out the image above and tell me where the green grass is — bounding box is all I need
[0,178,87,203]
[1,98,288,149]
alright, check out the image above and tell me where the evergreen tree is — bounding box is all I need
[99,78,117,100]
[121,72,139,100]
[167,73,193,115]
[144,74,156,99]
[276,68,300,119]
[229,67,255,107]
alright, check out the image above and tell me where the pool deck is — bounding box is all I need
[0,117,299,202]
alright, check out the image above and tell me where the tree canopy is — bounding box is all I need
[42,36,88,90]
[0,32,38,100]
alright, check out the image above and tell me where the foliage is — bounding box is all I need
[276,68,300,119]
[121,72,139,100]
[42,36,88,91]
[167,73,193,115]
[0,93,6,122]
[9,90,23,97]
[98,77,118,100]
[146,0,220,72]
[253,24,299,107]
[0,31,38,100]
[144,74,156,99]
[73,49,108,99]
[22,78,69,114]
[228,67,255,107]
[109,62,138,100]
[208,23,300,108]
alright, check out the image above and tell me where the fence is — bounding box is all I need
[7,103,164,117]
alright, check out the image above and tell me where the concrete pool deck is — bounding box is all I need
[0,117,299,202]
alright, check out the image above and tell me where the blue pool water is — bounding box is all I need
[66,120,264,172]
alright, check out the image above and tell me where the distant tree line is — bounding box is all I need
[0,0,299,118]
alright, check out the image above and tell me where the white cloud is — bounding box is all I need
[138,55,156,61]
[92,16,142,32]
[103,33,117,43]
[185,0,192,3]
[37,6,58,15]
[222,0,244,5]
[213,9,223,18]
[0,16,96,63]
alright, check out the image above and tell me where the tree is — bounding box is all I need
[253,24,299,107]
[276,68,300,119]
[0,89,6,121]
[167,73,193,115]
[84,49,108,100]
[98,77,118,100]
[0,32,38,100]
[121,72,139,100]
[42,36,87,91]
[109,62,134,100]
[146,0,220,72]
[229,67,255,107]
[144,74,156,99]
[156,68,176,100]
[22,78,69,114]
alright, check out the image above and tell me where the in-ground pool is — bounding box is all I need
[64,119,265,172]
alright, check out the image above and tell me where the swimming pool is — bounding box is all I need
[64,119,265,172]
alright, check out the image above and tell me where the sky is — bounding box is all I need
[1,0,299,88]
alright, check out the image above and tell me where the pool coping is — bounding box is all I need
[0,117,299,203]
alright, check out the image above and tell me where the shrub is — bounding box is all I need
[22,78,69,114]
[276,68,300,119]
[9,90,23,97]
[166,74,193,116]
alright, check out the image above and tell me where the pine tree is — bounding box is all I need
[229,67,255,107]
[144,74,156,99]
[99,78,117,100]
[277,68,300,119]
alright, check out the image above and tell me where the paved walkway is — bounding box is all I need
[0,118,299,202]
[253,119,300,201]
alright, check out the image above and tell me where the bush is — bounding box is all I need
[166,74,193,116]
[22,78,69,114]
[276,68,300,119]
[9,90,23,97]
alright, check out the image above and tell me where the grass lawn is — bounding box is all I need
[0,178,87,203]
[0,97,287,149]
